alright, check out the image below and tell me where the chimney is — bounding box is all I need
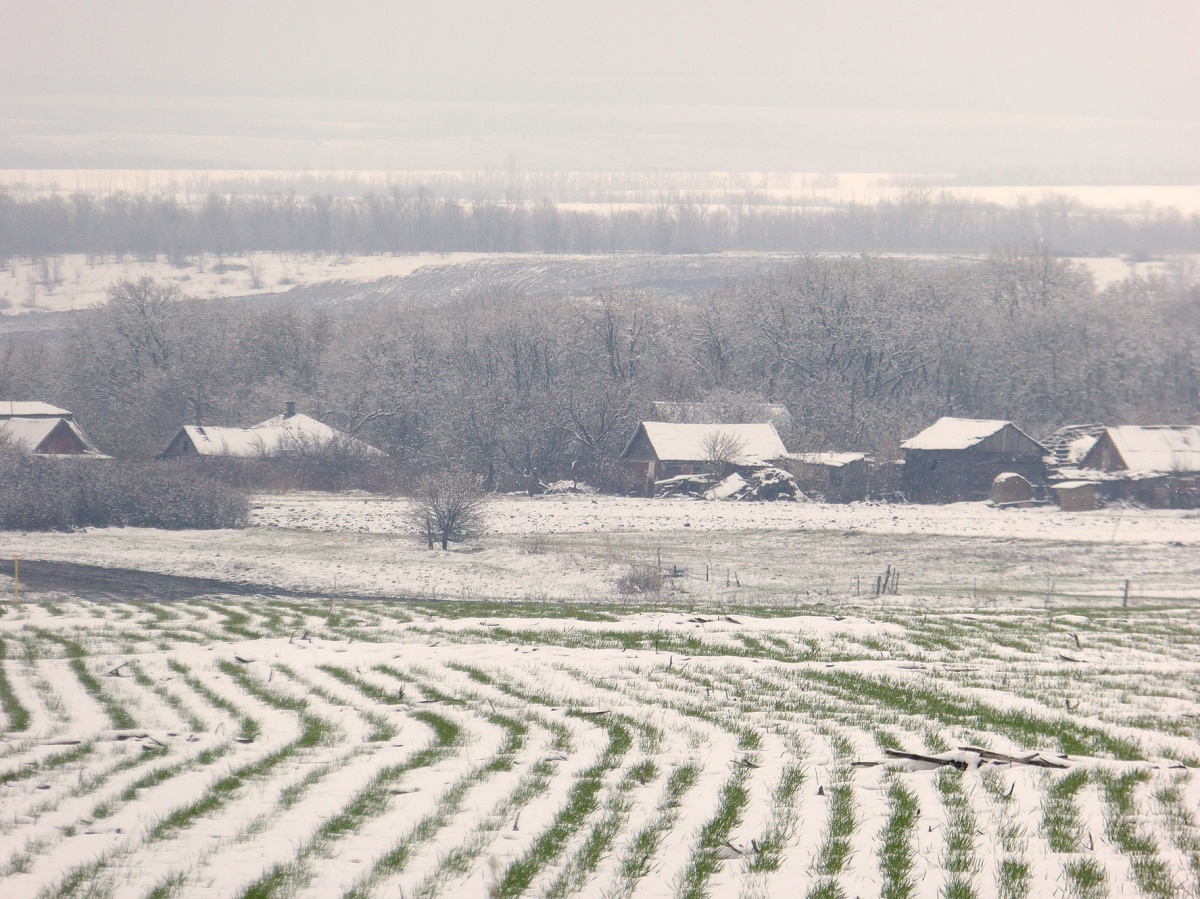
[285,401,296,419]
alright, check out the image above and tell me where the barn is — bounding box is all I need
[0,402,109,458]
[1075,425,1200,508]
[901,417,1046,503]
[161,404,382,459]
[776,452,869,503]
[620,421,788,496]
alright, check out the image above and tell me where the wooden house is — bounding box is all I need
[621,422,787,496]
[776,452,869,503]
[901,417,1045,503]
[0,402,109,458]
[1074,425,1200,508]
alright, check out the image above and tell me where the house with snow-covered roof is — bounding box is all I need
[161,403,382,460]
[1069,425,1200,508]
[1081,425,1200,475]
[621,421,787,495]
[900,417,1045,503]
[0,402,110,458]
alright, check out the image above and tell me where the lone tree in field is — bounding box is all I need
[410,469,487,550]
[701,429,747,478]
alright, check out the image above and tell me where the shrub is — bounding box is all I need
[616,564,663,595]
[409,469,488,550]
[0,450,248,530]
[171,444,405,494]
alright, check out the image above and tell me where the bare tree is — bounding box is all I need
[701,429,747,478]
[409,469,487,550]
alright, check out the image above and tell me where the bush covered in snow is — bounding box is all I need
[173,449,405,495]
[0,451,249,530]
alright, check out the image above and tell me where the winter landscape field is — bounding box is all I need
[3,495,1200,899]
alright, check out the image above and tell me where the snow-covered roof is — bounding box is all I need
[780,451,867,468]
[176,413,382,458]
[1053,481,1099,490]
[1099,425,1200,473]
[0,401,71,418]
[1041,424,1106,466]
[0,416,108,457]
[902,417,1019,451]
[627,421,787,464]
[1052,467,1165,483]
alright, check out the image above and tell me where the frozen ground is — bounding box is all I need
[1,494,1199,897]
[1,573,1199,897]
[3,494,1199,607]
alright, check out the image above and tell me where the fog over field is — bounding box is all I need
[2,1,1198,178]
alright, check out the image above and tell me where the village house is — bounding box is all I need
[901,417,1045,503]
[620,421,788,496]
[0,401,110,458]
[1071,425,1200,508]
[161,403,382,459]
[775,452,869,503]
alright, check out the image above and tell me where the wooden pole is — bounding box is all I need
[12,555,18,603]
[1123,579,1130,608]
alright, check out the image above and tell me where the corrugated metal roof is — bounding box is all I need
[0,401,71,418]
[630,422,787,464]
[1104,425,1200,473]
[901,417,1012,451]
[177,413,382,458]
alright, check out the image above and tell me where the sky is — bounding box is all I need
[1,0,1198,176]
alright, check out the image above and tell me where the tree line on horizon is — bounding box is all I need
[1,188,1198,261]
[0,250,1196,493]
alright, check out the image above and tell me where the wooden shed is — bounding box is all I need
[1052,480,1099,511]
[1076,425,1200,508]
[901,417,1046,504]
[776,452,869,503]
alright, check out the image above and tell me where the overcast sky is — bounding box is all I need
[2,1,1197,173]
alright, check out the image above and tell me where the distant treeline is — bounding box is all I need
[1,189,1198,258]
[2,251,1196,494]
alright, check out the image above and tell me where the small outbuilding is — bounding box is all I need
[776,452,869,503]
[901,417,1046,503]
[621,421,788,496]
[1052,480,1099,512]
[0,401,109,458]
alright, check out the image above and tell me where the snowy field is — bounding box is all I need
[2,495,1200,898]
[1,250,1190,317]
[4,494,1199,606]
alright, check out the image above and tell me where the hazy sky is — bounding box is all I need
[2,1,1198,173]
